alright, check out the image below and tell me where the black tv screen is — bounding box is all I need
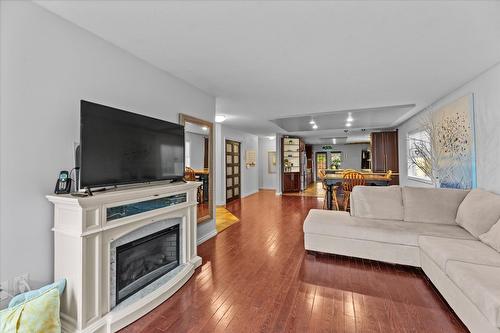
[80,100,185,188]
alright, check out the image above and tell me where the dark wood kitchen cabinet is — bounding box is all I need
[371,131,399,184]
[282,137,303,192]
[283,172,301,192]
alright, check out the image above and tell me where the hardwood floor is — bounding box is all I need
[282,181,325,198]
[119,191,468,333]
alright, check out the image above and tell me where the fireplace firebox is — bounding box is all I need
[115,224,180,305]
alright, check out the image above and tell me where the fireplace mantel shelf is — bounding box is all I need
[47,181,202,333]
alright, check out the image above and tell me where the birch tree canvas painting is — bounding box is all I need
[409,94,476,189]
[433,95,476,189]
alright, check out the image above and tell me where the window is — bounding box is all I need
[407,130,431,181]
[315,152,327,178]
[330,152,342,169]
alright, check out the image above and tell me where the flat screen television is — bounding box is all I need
[80,100,185,188]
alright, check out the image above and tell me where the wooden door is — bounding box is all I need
[384,131,399,173]
[371,131,399,173]
[371,132,386,172]
[225,140,241,202]
[283,173,300,192]
[203,137,209,169]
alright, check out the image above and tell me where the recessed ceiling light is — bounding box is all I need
[201,126,208,131]
[309,119,315,125]
[345,123,352,127]
[215,115,226,123]
[312,124,318,130]
[346,112,354,122]
[332,138,337,144]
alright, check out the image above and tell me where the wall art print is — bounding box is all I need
[431,94,477,189]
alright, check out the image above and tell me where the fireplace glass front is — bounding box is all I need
[115,224,179,305]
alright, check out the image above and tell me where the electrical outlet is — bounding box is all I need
[0,280,10,301]
[13,273,29,294]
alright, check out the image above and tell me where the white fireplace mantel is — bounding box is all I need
[47,182,202,333]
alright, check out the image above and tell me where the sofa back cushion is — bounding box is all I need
[457,189,500,238]
[402,186,469,225]
[350,186,403,221]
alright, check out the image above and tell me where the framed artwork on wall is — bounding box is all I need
[268,151,277,173]
[432,94,476,189]
[408,94,476,189]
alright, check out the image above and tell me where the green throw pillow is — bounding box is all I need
[0,288,61,333]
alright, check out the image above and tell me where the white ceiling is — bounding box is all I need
[36,1,500,138]
[305,130,372,145]
[271,104,415,132]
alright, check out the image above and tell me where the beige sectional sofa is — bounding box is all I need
[303,185,500,333]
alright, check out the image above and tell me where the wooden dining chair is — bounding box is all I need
[341,171,366,211]
[330,169,358,211]
[319,169,340,210]
[185,167,203,203]
[318,169,328,209]
[184,167,196,181]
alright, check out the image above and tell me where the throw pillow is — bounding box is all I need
[456,189,500,238]
[0,288,61,333]
[8,278,66,308]
[480,219,500,252]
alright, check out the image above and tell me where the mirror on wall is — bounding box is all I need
[179,114,213,223]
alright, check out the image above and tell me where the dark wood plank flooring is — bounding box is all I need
[119,191,469,333]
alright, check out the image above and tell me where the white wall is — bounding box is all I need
[311,143,370,180]
[185,132,207,170]
[0,1,216,290]
[398,62,500,192]
[215,123,224,205]
[215,125,259,204]
[258,137,277,190]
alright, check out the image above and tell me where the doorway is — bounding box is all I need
[315,152,327,180]
[225,140,241,202]
[179,114,213,224]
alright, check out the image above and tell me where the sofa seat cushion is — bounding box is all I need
[446,261,500,328]
[419,236,500,271]
[350,186,403,221]
[402,187,469,224]
[456,189,500,238]
[303,209,474,247]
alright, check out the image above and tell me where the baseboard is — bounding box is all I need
[197,229,217,245]
[241,190,259,198]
